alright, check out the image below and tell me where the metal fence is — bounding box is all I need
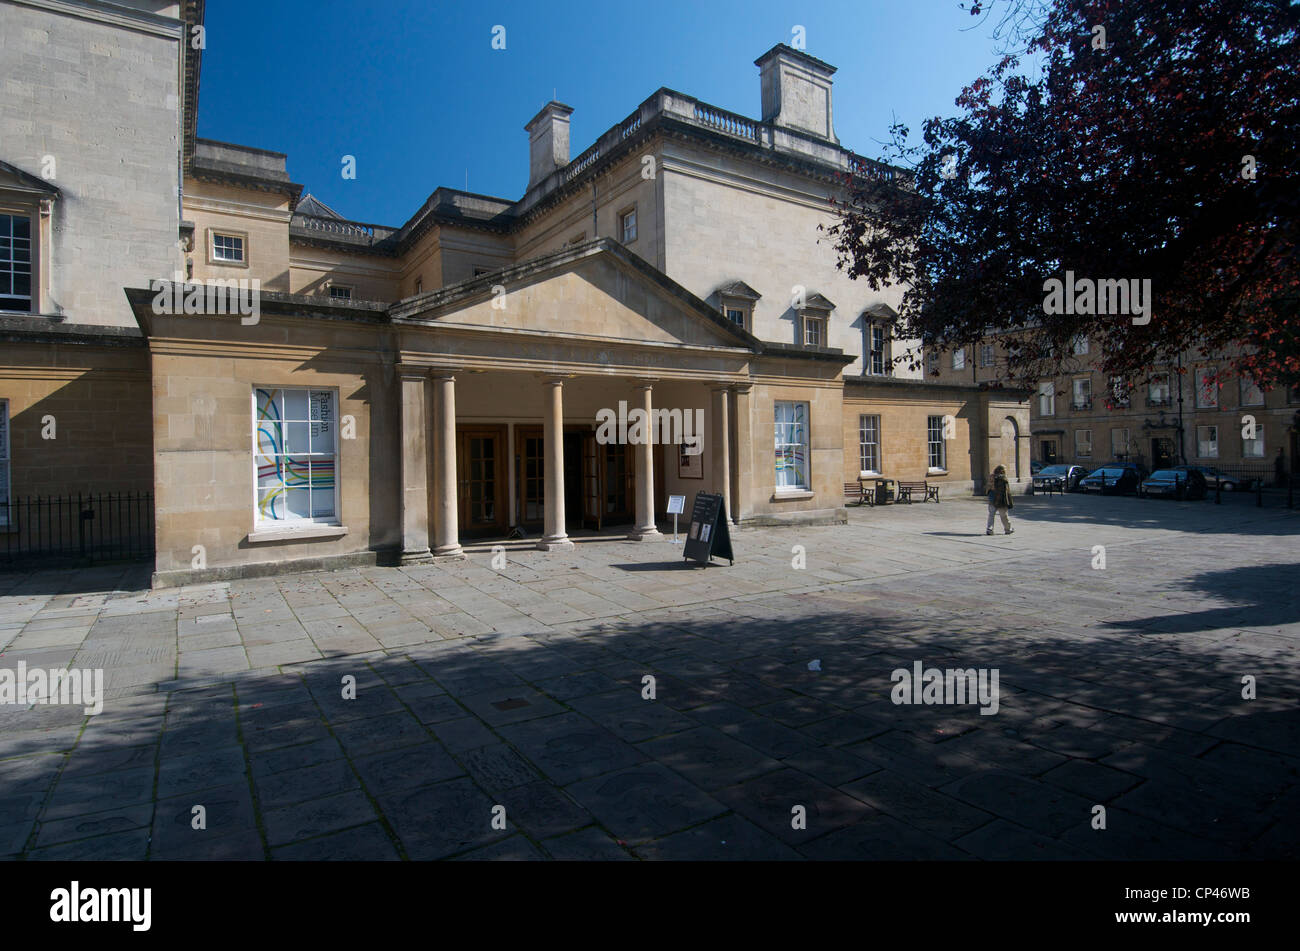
[0,493,155,568]
[1200,464,1277,490]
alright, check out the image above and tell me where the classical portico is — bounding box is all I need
[388,239,759,552]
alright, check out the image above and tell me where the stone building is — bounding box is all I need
[1,1,1028,585]
[929,332,1300,478]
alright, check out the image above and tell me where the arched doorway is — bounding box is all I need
[1000,417,1020,479]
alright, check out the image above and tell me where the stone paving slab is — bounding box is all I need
[0,493,1297,859]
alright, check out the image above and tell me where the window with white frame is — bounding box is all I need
[721,300,752,331]
[1195,367,1218,408]
[0,398,10,528]
[952,348,966,370]
[1111,427,1131,459]
[859,414,881,474]
[979,343,994,368]
[867,324,887,375]
[0,213,33,312]
[1072,377,1092,409]
[211,231,246,264]
[1148,372,1171,407]
[1075,429,1092,457]
[926,349,939,372]
[620,207,637,244]
[774,401,809,491]
[254,387,338,524]
[926,415,946,471]
[1196,425,1218,459]
[1072,335,1089,355]
[1243,428,1265,458]
[803,315,826,347]
[328,285,352,300]
[1239,377,1264,407]
[1038,381,1055,416]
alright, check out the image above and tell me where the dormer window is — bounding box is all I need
[861,303,897,376]
[715,280,761,334]
[803,315,827,347]
[797,292,835,349]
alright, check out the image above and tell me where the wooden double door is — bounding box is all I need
[456,425,639,537]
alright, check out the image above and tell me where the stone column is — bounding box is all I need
[431,371,463,558]
[397,366,432,564]
[711,384,732,519]
[539,376,574,550]
[630,380,662,540]
[731,384,753,525]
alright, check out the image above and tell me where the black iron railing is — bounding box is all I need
[0,493,154,568]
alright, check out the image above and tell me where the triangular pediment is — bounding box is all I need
[0,159,60,198]
[392,239,757,352]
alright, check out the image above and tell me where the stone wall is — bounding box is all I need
[661,139,918,379]
[0,0,183,327]
[0,332,152,497]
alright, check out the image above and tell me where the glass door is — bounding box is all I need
[457,427,505,537]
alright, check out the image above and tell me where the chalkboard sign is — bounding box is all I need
[683,492,734,566]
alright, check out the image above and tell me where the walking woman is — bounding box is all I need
[986,464,1014,535]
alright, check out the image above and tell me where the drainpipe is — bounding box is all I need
[591,180,598,238]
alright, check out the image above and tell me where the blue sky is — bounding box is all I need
[198,0,1018,226]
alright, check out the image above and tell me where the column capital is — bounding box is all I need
[632,377,659,390]
[430,367,462,381]
[540,373,576,386]
[396,362,431,380]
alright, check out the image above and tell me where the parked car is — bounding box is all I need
[1079,465,1142,494]
[1139,467,1207,500]
[1030,460,1046,475]
[1183,465,1249,491]
[1031,464,1086,493]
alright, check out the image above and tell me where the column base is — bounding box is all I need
[399,548,433,565]
[627,527,663,541]
[537,535,574,551]
[432,544,464,559]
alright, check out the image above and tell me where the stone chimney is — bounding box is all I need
[525,101,574,189]
[755,44,838,143]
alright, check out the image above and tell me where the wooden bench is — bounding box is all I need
[843,481,873,506]
[897,480,940,504]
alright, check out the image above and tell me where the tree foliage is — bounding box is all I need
[825,0,1300,389]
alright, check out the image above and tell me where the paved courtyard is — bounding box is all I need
[1,492,1297,860]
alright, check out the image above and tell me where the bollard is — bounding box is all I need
[1215,479,1222,505]
[1256,478,1263,507]
[1289,476,1294,510]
